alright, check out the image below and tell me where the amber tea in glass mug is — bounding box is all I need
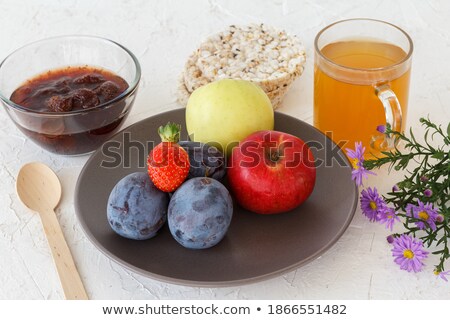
[314,19,413,158]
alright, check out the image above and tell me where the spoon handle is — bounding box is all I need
[39,207,88,300]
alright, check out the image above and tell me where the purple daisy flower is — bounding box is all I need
[360,187,386,222]
[345,142,375,186]
[378,207,400,231]
[405,203,415,217]
[392,234,428,273]
[392,184,400,192]
[408,200,439,231]
[434,270,450,282]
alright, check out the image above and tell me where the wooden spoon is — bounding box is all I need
[16,162,88,300]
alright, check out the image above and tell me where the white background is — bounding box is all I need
[0,0,449,299]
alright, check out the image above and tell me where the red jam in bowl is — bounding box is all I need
[9,66,131,155]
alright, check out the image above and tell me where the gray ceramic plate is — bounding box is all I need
[75,109,357,287]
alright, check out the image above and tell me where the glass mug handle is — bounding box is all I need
[372,83,403,150]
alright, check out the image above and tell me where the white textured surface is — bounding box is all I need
[1,0,449,300]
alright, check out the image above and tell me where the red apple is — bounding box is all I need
[228,130,316,214]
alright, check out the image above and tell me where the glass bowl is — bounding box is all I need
[0,35,141,156]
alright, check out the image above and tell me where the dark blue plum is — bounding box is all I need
[107,172,169,240]
[178,141,226,181]
[168,177,233,249]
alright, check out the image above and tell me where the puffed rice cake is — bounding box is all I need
[178,24,306,109]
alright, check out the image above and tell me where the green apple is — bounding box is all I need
[186,79,274,155]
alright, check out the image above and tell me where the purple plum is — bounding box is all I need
[168,177,233,249]
[107,172,169,240]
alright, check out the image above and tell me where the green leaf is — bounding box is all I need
[158,122,181,143]
[400,154,415,168]
[398,180,413,189]
[431,150,445,160]
[437,237,446,246]
[447,122,450,138]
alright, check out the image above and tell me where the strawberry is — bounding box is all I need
[147,122,190,192]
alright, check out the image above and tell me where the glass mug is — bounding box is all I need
[314,18,413,158]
